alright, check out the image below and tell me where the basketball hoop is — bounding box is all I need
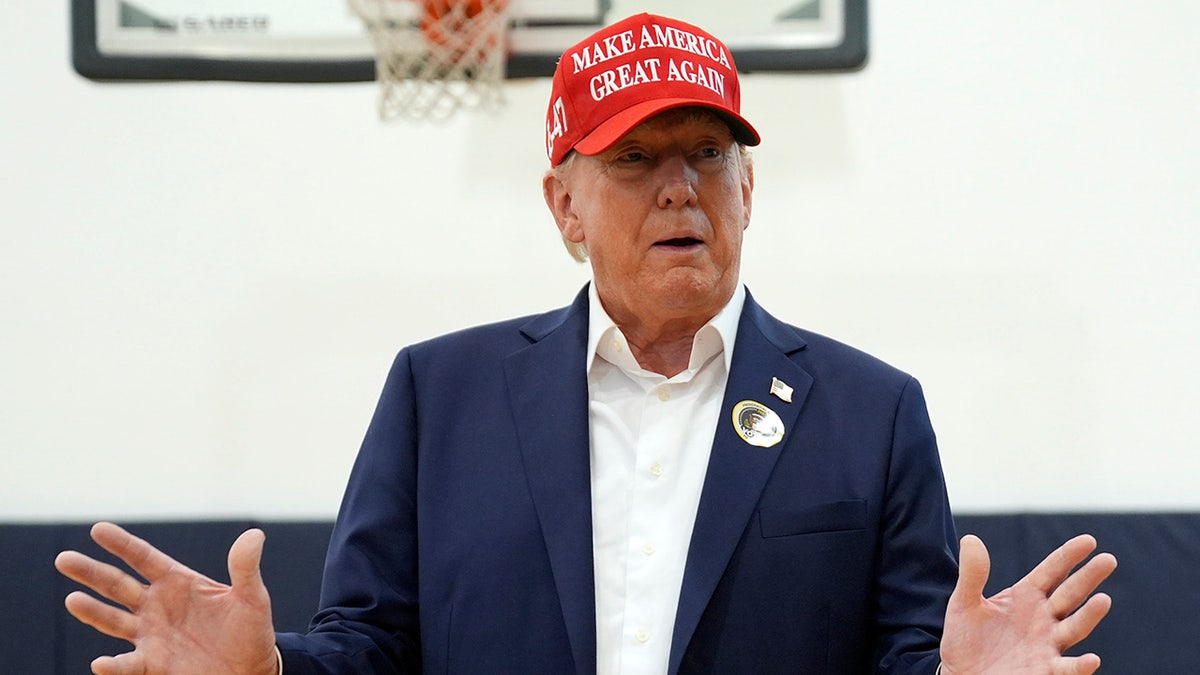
[348,0,511,122]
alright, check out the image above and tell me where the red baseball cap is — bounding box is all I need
[544,13,761,167]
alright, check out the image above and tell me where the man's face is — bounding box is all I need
[545,109,754,327]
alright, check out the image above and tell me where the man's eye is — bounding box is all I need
[697,147,723,160]
[618,151,649,163]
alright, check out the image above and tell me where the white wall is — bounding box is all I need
[2,2,1197,520]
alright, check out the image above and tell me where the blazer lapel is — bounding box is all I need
[503,288,597,675]
[668,294,814,674]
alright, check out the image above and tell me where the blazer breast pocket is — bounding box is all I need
[758,499,868,539]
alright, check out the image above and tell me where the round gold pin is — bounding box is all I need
[731,400,785,448]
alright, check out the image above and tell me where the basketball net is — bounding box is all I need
[348,0,511,121]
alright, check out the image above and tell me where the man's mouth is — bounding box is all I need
[655,237,702,248]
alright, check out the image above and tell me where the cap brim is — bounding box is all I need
[572,98,761,157]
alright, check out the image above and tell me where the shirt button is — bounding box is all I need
[649,463,664,478]
[612,340,623,352]
[656,386,670,401]
[635,630,650,643]
[641,543,656,556]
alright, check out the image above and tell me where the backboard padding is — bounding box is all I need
[72,0,867,82]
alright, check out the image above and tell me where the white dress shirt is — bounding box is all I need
[586,283,745,675]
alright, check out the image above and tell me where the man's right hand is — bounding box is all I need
[55,522,280,675]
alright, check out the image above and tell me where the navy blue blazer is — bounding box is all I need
[276,286,958,674]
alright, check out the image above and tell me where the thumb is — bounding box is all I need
[950,534,991,608]
[228,528,267,592]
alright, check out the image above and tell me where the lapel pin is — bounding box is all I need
[731,400,785,448]
[769,377,793,403]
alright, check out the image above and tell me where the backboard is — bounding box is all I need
[71,0,867,82]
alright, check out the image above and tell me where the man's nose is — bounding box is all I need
[655,155,699,208]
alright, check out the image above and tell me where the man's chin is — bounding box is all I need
[645,272,734,314]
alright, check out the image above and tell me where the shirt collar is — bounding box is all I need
[586,282,746,379]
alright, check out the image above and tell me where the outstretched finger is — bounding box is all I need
[1049,552,1117,618]
[90,522,180,583]
[64,590,138,642]
[1052,652,1101,675]
[1022,534,1098,595]
[228,528,267,594]
[1055,593,1113,651]
[949,534,991,608]
[91,651,148,675]
[55,551,147,611]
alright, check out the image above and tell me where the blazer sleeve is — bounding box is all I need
[873,376,959,674]
[275,349,422,674]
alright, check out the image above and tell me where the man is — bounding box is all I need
[56,13,1116,675]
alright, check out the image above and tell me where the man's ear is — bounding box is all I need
[543,171,585,244]
[741,160,754,230]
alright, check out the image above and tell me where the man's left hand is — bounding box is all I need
[940,533,1117,675]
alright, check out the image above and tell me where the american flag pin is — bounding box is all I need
[769,377,793,403]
